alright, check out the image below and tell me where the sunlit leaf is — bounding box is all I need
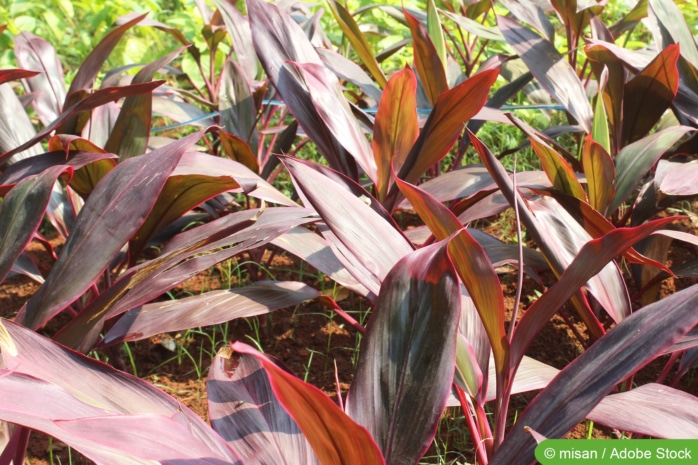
[582,135,615,214]
[492,284,698,464]
[233,342,386,465]
[373,67,419,202]
[498,15,593,132]
[325,0,387,88]
[404,8,448,106]
[207,347,319,464]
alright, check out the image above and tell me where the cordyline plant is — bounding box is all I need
[0,0,698,464]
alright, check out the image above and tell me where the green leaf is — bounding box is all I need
[427,0,446,67]
[373,67,419,202]
[233,342,386,465]
[591,67,611,153]
[346,242,460,465]
[325,0,387,88]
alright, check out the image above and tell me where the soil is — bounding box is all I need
[2,210,698,465]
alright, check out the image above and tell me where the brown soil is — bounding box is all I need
[2,209,698,465]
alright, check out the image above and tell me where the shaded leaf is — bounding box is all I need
[211,0,258,80]
[219,59,259,155]
[207,347,319,464]
[492,284,698,464]
[219,130,259,173]
[282,62,376,182]
[498,15,593,132]
[105,47,185,160]
[588,383,698,438]
[509,115,586,200]
[622,44,680,145]
[346,242,460,465]
[233,342,386,465]
[1,81,165,164]
[15,132,203,330]
[610,126,692,213]
[103,281,319,346]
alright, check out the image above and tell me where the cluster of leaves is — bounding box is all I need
[1,0,698,464]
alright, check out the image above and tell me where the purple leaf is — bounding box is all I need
[102,281,319,346]
[492,284,698,464]
[610,126,693,213]
[207,347,319,464]
[0,84,42,162]
[54,207,315,352]
[211,0,258,81]
[588,383,698,438]
[15,132,204,330]
[498,15,593,132]
[527,195,631,324]
[346,241,461,465]
[283,157,412,296]
[104,47,186,159]
[66,13,147,96]
[13,32,66,125]
[0,319,239,464]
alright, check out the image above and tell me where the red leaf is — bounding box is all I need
[404,8,448,106]
[233,342,386,465]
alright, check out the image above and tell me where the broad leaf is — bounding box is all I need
[14,32,66,125]
[492,284,698,464]
[219,59,259,156]
[0,84,43,163]
[587,383,698,438]
[509,115,586,201]
[649,0,698,70]
[395,178,508,380]
[1,81,165,164]
[211,0,258,80]
[498,15,593,132]
[66,13,146,96]
[15,132,204,330]
[390,68,499,207]
[55,207,315,351]
[283,157,412,296]
[233,342,386,465]
[404,8,448,106]
[373,67,419,202]
[102,281,319,346]
[105,47,185,160]
[346,242,460,465]
[207,347,319,464]
[610,126,692,213]
[581,134,615,214]
[622,44,680,145]
[0,319,239,464]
